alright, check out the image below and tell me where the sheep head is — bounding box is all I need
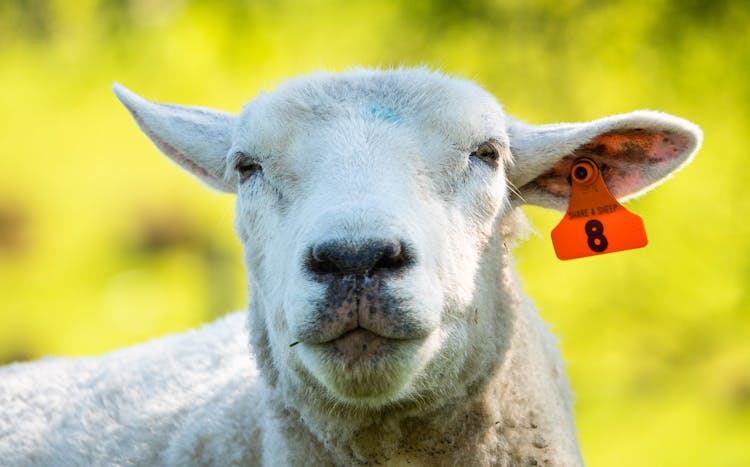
[114,69,701,411]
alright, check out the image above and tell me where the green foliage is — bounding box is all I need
[0,1,748,464]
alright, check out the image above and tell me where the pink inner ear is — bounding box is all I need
[130,108,220,187]
[527,129,690,200]
[584,130,687,164]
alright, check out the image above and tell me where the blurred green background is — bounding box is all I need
[0,0,748,465]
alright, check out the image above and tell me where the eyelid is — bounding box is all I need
[231,151,252,169]
[473,139,505,153]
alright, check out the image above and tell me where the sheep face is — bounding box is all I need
[230,71,512,405]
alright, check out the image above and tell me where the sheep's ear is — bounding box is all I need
[113,83,237,193]
[507,111,702,211]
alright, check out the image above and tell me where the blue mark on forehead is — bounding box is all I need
[366,103,402,124]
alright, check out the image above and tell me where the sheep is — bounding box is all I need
[0,68,701,466]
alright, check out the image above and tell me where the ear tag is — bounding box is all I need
[551,157,648,260]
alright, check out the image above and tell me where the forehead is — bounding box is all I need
[233,69,508,153]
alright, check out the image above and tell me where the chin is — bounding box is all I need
[299,329,435,405]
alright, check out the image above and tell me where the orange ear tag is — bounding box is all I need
[551,158,648,260]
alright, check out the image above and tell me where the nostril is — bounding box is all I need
[309,246,342,275]
[307,238,412,277]
[372,242,406,272]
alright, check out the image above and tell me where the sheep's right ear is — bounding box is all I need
[113,84,237,193]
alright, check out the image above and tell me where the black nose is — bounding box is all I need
[307,238,412,276]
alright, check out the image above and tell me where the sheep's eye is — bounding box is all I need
[470,141,500,166]
[234,153,262,182]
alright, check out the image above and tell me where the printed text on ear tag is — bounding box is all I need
[551,157,648,260]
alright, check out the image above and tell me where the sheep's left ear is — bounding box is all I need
[507,111,702,211]
[113,84,237,193]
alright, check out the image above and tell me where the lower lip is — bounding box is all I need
[329,328,388,365]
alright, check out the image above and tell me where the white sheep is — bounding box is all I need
[0,68,701,466]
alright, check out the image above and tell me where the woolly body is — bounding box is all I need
[0,69,702,466]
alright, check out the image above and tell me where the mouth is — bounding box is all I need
[290,275,439,400]
[296,275,431,344]
[315,327,407,368]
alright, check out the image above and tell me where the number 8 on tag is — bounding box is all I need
[584,219,608,252]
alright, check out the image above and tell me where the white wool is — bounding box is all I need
[0,68,701,466]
